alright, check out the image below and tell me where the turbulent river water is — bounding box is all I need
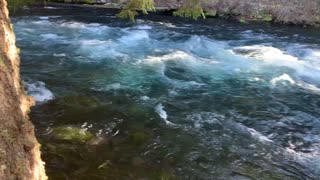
[13,6,320,179]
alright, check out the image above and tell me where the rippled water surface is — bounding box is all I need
[13,6,320,179]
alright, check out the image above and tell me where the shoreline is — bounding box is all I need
[45,2,173,11]
[41,2,320,27]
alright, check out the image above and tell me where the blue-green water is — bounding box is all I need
[13,6,320,179]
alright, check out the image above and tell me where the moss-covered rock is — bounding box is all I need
[51,126,94,142]
[130,132,151,145]
[62,96,99,110]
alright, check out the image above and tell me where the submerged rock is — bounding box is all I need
[51,126,94,142]
[130,132,151,146]
[131,156,145,167]
[62,96,99,110]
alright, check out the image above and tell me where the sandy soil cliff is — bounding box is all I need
[0,0,46,179]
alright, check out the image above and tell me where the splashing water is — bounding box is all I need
[24,80,54,102]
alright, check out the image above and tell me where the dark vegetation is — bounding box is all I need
[8,0,320,25]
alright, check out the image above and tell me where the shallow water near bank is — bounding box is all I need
[13,6,320,179]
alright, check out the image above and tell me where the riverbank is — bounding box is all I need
[44,1,320,26]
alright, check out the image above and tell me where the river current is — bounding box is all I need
[13,6,320,179]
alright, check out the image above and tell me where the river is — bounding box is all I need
[12,5,320,179]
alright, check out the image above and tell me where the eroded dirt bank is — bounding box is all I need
[0,0,46,179]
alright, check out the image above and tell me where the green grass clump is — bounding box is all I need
[173,0,205,20]
[239,18,247,24]
[117,9,139,21]
[117,0,155,21]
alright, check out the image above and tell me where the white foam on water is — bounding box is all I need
[270,74,320,94]
[118,30,149,44]
[223,117,274,144]
[233,45,299,62]
[144,50,218,70]
[92,83,122,91]
[270,74,296,86]
[105,83,121,90]
[135,19,146,23]
[297,82,320,93]
[136,25,152,30]
[44,6,59,9]
[242,126,273,143]
[53,53,66,57]
[39,16,49,20]
[25,81,54,102]
[188,112,223,129]
[180,36,253,76]
[247,127,273,143]
[77,39,127,59]
[289,47,320,81]
[140,96,150,101]
[38,16,61,20]
[188,112,273,143]
[240,30,274,41]
[40,33,63,40]
[143,50,211,88]
[59,21,87,29]
[250,77,264,82]
[82,23,110,34]
[184,81,205,86]
[80,39,109,45]
[155,104,175,126]
[183,36,228,57]
[307,50,320,60]
[158,22,176,28]
[142,51,192,79]
[31,20,50,25]
[168,89,178,96]
[232,45,320,83]
[142,48,230,90]
[155,104,167,119]
[283,138,320,176]
[145,50,194,63]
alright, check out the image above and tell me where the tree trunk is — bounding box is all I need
[0,0,47,179]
